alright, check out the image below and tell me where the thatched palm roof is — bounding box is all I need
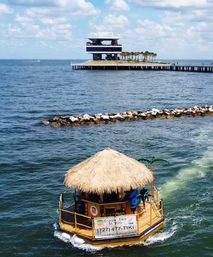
[64,148,154,194]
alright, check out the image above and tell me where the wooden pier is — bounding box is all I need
[72,63,213,73]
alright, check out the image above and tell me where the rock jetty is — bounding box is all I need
[42,105,213,127]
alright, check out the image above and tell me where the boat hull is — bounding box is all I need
[59,219,164,247]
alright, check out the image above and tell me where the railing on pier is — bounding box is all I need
[71,63,213,72]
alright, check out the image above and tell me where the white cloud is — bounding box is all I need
[133,8,213,55]
[106,0,129,11]
[0,3,13,14]
[103,14,128,28]
[89,31,117,38]
[7,0,99,16]
[91,14,129,33]
[134,0,208,9]
[7,0,99,46]
[39,17,67,25]
[14,12,73,43]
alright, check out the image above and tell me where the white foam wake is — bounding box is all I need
[160,147,213,199]
[143,224,177,246]
[54,230,104,252]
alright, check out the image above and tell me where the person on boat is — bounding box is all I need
[74,190,85,214]
[128,189,140,213]
[140,188,148,207]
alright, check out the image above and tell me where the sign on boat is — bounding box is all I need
[58,148,164,247]
[94,215,137,239]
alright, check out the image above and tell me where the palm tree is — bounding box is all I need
[135,52,140,61]
[130,52,134,61]
[143,51,149,62]
[138,157,169,170]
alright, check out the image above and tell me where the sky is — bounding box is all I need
[0,0,212,59]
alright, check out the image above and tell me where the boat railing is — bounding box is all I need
[59,189,164,238]
[152,186,164,218]
[59,194,93,231]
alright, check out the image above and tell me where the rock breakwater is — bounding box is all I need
[42,105,213,127]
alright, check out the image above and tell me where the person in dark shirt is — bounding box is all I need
[140,188,148,207]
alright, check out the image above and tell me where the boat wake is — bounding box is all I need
[162,123,213,196]
[160,145,213,199]
[54,229,105,252]
[143,224,177,246]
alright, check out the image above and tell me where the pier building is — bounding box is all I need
[86,37,122,60]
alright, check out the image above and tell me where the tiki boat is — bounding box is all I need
[58,148,164,247]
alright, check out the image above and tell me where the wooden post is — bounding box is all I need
[92,219,95,238]
[59,193,62,223]
[151,183,154,200]
[161,199,164,217]
[74,212,77,229]
[150,202,152,226]
[136,214,139,234]
[157,189,159,206]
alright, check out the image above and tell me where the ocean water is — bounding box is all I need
[0,60,212,257]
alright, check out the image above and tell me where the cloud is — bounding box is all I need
[133,8,213,54]
[15,13,73,42]
[91,14,129,33]
[7,0,55,6]
[0,3,13,14]
[89,31,117,38]
[134,0,208,9]
[106,0,129,11]
[7,0,99,16]
[3,0,99,46]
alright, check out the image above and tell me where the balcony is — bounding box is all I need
[86,46,122,52]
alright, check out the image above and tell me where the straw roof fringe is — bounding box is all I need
[64,148,154,194]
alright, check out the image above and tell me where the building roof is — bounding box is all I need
[64,148,154,194]
[88,37,119,40]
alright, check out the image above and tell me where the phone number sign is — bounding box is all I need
[94,215,137,239]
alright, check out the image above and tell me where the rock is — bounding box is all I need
[132,111,139,116]
[51,122,61,127]
[101,114,110,120]
[69,116,79,122]
[61,115,71,119]
[82,114,92,121]
[151,108,160,114]
[126,113,133,118]
[139,112,147,117]
[42,120,50,125]
[94,114,101,119]
[193,106,199,110]
[42,105,213,127]
[52,116,60,121]
[121,112,127,115]
[114,113,125,120]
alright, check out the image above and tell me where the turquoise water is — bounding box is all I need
[0,60,212,256]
